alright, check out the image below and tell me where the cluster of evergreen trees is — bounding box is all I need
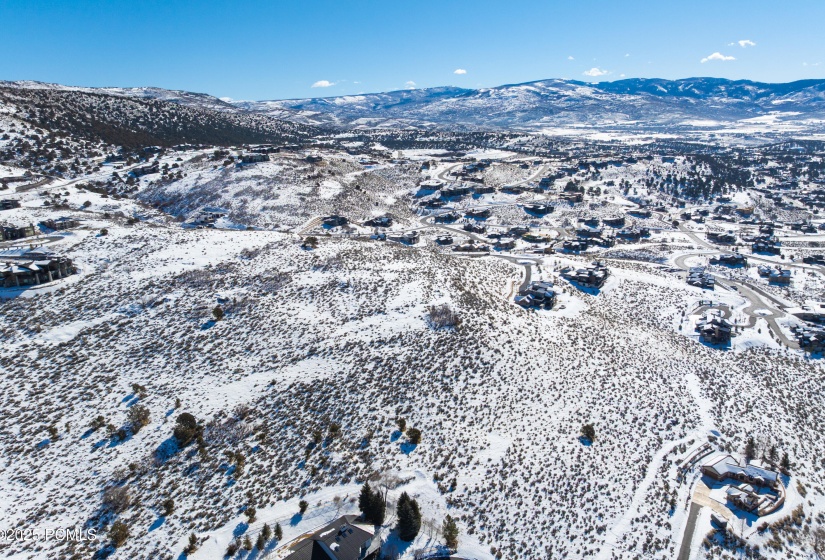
[358,482,386,525]
[358,484,422,542]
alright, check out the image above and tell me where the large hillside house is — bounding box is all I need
[515,280,556,309]
[1,223,36,241]
[701,454,784,516]
[240,153,270,164]
[1,251,76,288]
[282,515,380,560]
[560,261,610,288]
[696,312,734,345]
[39,217,80,231]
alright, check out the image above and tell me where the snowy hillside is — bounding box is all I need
[1,78,825,560]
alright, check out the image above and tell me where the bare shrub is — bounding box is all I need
[102,486,132,514]
[426,304,461,329]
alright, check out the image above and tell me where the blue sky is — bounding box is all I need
[1,0,823,100]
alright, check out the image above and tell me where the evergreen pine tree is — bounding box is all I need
[442,515,459,550]
[369,490,386,525]
[275,522,283,541]
[396,492,421,541]
[745,437,756,461]
[359,482,373,517]
[781,452,790,471]
[262,523,272,542]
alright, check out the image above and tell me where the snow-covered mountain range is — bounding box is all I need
[5,77,825,131]
[234,77,825,130]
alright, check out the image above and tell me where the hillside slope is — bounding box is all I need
[0,85,318,148]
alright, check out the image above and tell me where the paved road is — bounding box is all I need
[11,176,54,192]
[677,503,702,560]
[0,234,65,250]
[496,254,537,291]
[436,163,462,182]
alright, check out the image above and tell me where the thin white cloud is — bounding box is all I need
[624,53,630,57]
[311,80,335,88]
[567,56,575,60]
[737,39,756,48]
[405,80,416,88]
[453,68,467,75]
[700,52,736,63]
[582,67,609,77]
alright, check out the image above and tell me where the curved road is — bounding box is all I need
[673,253,798,348]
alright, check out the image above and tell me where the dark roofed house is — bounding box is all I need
[617,227,649,242]
[602,216,625,228]
[465,208,491,219]
[628,208,652,218]
[241,153,270,164]
[560,261,610,288]
[1,223,36,241]
[1,251,76,288]
[282,515,380,560]
[687,266,715,289]
[752,237,781,255]
[507,226,530,238]
[576,225,603,239]
[0,199,21,211]
[388,231,419,245]
[364,216,393,228]
[769,269,792,284]
[462,223,486,234]
[433,212,459,224]
[515,280,556,309]
[129,164,159,178]
[710,253,747,267]
[707,231,737,244]
[791,324,825,352]
[493,237,516,250]
[472,184,496,194]
[696,312,733,345]
[40,217,80,231]
[440,185,472,199]
[562,239,588,253]
[524,203,554,215]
